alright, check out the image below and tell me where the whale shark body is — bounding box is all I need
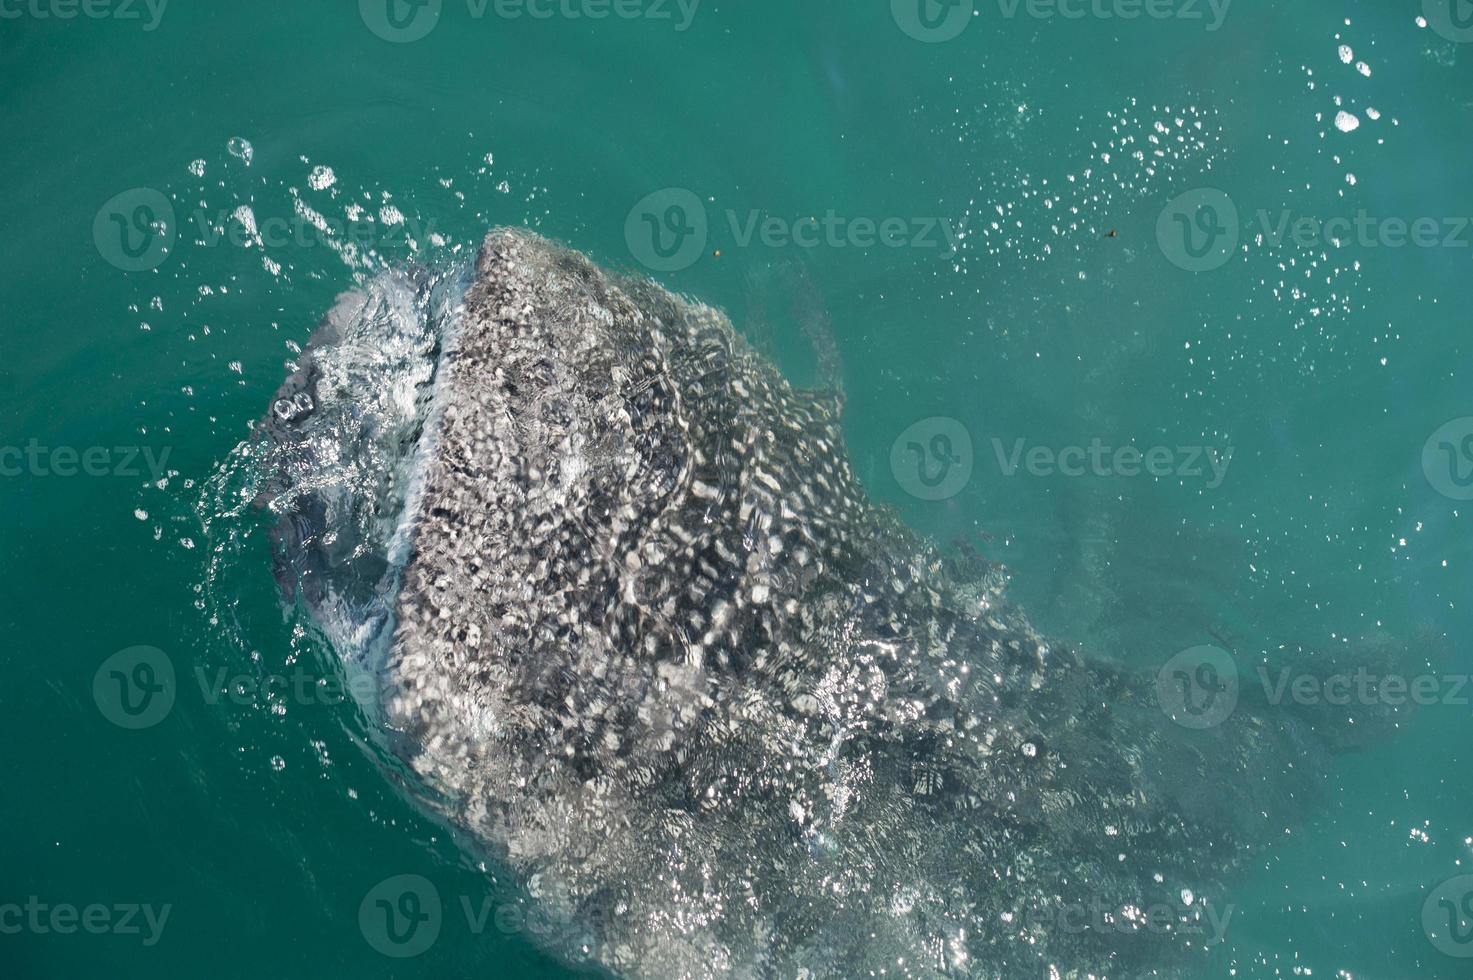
[258,229,1391,978]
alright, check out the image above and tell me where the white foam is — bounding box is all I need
[308,165,337,191]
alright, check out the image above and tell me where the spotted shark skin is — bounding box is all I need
[261,229,1395,979]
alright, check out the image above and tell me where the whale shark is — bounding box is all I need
[256,228,1401,978]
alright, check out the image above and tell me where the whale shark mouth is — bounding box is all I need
[257,229,1399,979]
[255,261,470,705]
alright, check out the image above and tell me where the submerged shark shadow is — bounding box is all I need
[738,255,846,401]
[256,229,1403,979]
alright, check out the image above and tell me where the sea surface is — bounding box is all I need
[3,2,1473,977]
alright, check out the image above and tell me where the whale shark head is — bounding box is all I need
[256,228,1397,978]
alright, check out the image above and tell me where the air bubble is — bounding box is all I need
[227,137,254,166]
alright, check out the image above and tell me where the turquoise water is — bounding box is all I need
[4,1,1473,977]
